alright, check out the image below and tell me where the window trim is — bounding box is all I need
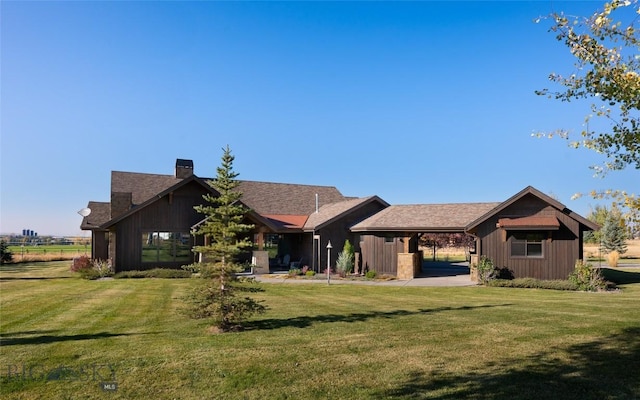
[509,232,545,259]
[141,231,191,263]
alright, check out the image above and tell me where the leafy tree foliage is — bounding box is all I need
[583,203,629,243]
[536,0,639,231]
[419,233,475,261]
[0,240,13,264]
[185,146,266,332]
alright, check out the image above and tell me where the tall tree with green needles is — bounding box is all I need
[185,145,266,332]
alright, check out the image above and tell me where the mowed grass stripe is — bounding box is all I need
[1,262,640,399]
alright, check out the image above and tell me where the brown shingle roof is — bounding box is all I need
[351,202,501,232]
[109,171,345,216]
[236,180,346,215]
[80,201,111,230]
[304,196,389,230]
[111,171,182,205]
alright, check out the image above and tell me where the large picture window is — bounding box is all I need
[142,231,191,263]
[510,233,544,258]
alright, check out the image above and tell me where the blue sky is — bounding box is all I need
[1,1,637,237]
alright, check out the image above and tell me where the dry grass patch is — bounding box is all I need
[584,239,640,261]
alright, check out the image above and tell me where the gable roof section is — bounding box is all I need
[465,186,599,232]
[102,176,215,229]
[304,196,389,231]
[351,202,500,233]
[237,180,346,215]
[80,201,111,231]
[112,171,183,205]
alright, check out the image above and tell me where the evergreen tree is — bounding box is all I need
[185,145,266,332]
[583,204,613,244]
[0,240,13,264]
[601,212,628,255]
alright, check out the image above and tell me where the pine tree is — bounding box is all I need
[601,212,628,255]
[185,145,266,332]
[0,240,13,264]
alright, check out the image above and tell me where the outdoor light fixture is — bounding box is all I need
[326,240,332,285]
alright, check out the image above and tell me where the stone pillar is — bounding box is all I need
[252,250,269,274]
[108,231,117,270]
[469,254,479,282]
[397,253,416,280]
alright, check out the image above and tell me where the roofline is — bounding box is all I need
[304,196,390,231]
[101,176,217,229]
[351,227,467,233]
[465,186,599,232]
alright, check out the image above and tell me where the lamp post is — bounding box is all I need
[326,241,332,285]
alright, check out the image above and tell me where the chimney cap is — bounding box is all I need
[176,159,193,169]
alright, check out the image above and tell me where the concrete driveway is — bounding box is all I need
[253,261,476,287]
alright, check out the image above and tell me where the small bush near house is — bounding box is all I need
[305,270,316,277]
[488,278,578,291]
[71,256,113,280]
[569,260,608,292]
[365,270,377,279]
[335,240,355,277]
[476,256,496,284]
[288,268,302,276]
[607,250,620,268]
[115,268,193,279]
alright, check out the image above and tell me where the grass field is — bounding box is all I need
[584,239,640,262]
[6,245,90,263]
[1,262,639,399]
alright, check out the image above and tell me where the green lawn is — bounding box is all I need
[1,262,639,399]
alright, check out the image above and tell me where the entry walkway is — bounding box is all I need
[252,262,475,287]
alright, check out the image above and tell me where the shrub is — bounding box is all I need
[569,259,608,292]
[71,256,112,280]
[335,240,354,277]
[607,250,620,268]
[288,268,302,276]
[115,268,192,279]
[0,240,13,264]
[71,255,92,272]
[336,251,353,277]
[488,278,578,291]
[365,270,377,279]
[476,256,496,284]
[305,270,316,277]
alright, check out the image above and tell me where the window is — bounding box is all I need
[384,236,395,244]
[510,233,544,258]
[142,231,191,263]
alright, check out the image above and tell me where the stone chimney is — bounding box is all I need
[175,159,194,179]
[111,192,132,219]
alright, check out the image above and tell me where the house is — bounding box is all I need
[465,186,599,280]
[80,159,387,273]
[81,160,597,280]
[351,186,599,280]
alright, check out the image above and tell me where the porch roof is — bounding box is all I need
[263,214,309,230]
[351,202,500,233]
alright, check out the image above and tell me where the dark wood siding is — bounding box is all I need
[475,194,582,280]
[92,231,109,260]
[359,234,404,276]
[314,201,388,272]
[113,182,208,271]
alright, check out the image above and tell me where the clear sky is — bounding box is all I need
[1,1,637,237]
